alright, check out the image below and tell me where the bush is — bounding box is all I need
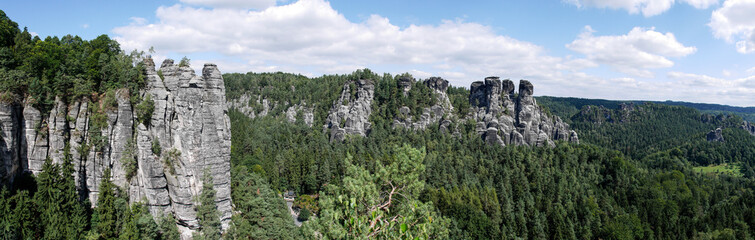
[121,138,138,180]
[136,95,155,126]
[297,208,311,222]
[179,57,190,67]
[151,137,162,156]
[163,148,180,174]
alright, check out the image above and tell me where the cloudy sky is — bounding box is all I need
[4,0,755,106]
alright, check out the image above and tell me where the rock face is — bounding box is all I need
[324,79,375,142]
[0,58,233,238]
[227,94,314,127]
[470,77,577,147]
[393,77,455,131]
[707,128,725,142]
[743,121,755,136]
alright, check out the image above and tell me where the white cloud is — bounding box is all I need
[566,26,696,77]
[709,0,755,53]
[179,0,276,9]
[566,0,719,17]
[82,24,89,29]
[113,0,566,82]
[112,0,755,106]
[666,71,755,105]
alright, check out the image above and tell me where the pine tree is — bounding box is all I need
[96,168,118,239]
[0,187,18,239]
[158,215,180,240]
[61,148,88,239]
[196,169,221,240]
[35,158,64,239]
[13,190,40,239]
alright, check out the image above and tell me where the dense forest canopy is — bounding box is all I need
[2,9,755,240]
[227,70,755,239]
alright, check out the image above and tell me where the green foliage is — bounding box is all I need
[95,168,118,239]
[163,148,180,175]
[178,56,190,67]
[151,137,162,156]
[293,194,319,214]
[158,215,180,240]
[227,167,301,239]
[136,95,155,126]
[0,12,145,116]
[302,145,449,239]
[195,169,221,240]
[298,208,311,222]
[122,137,138,181]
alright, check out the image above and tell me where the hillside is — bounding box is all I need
[225,72,755,239]
[3,9,755,240]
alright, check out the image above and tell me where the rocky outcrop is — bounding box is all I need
[324,79,374,142]
[393,77,454,131]
[742,121,755,136]
[0,99,22,186]
[707,128,725,142]
[470,77,577,147]
[0,58,233,238]
[285,103,314,127]
[227,94,314,127]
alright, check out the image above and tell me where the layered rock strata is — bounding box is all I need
[393,77,455,131]
[470,77,577,147]
[0,58,233,238]
[324,79,375,142]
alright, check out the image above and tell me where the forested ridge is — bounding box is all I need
[226,71,755,239]
[3,9,755,240]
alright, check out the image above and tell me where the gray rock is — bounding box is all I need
[0,58,234,238]
[324,79,375,142]
[468,78,577,147]
[0,100,22,185]
[398,76,413,97]
[707,128,725,142]
[743,121,755,136]
[393,77,454,132]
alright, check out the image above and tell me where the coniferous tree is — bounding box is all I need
[158,215,180,240]
[195,169,221,240]
[13,190,40,239]
[95,168,118,239]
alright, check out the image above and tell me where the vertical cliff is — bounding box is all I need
[470,78,577,147]
[323,79,375,142]
[0,58,232,238]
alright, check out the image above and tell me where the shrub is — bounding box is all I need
[151,137,162,156]
[121,138,138,180]
[297,208,311,222]
[136,95,155,126]
[163,148,181,174]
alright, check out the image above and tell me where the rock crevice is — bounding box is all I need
[0,58,233,238]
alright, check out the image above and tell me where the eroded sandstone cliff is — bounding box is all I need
[0,58,232,238]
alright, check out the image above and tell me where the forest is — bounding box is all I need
[2,9,755,240]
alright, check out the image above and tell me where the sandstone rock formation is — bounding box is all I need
[707,128,725,142]
[393,77,455,131]
[470,77,577,147]
[0,58,233,238]
[227,94,314,127]
[324,79,375,142]
[743,121,755,136]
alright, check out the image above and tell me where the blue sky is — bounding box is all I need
[3,0,755,106]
